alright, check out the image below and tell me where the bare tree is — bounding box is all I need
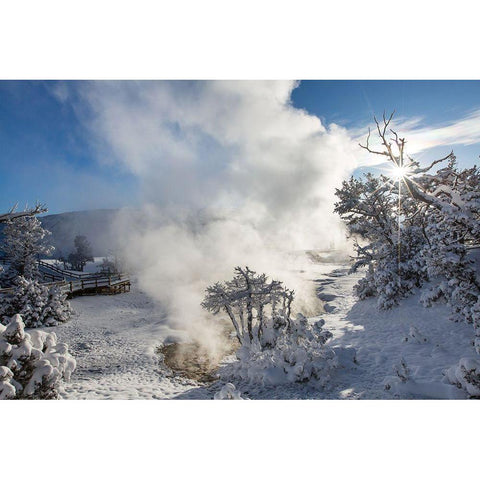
[359,111,456,209]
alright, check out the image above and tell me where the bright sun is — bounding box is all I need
[390,165,409,180]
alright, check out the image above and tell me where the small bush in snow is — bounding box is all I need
[403,326,427,344]
[0,314,76,399]
[213,383,244,400]
[393,357,410,383]
[202,267,337,386]
[384,357,410,392]
[0,276,72,328]
[222,314,337,386]
[444,357,480,398]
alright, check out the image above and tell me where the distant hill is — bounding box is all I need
[39,209,120,257]
[1,207,228,259]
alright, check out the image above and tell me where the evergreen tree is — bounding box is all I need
[2,215,53,280]
[68,235,94,271]
[0,276,72,328]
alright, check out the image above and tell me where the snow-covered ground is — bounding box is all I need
[49,281,199,399]
[317,267,475,399]
[47,259,477,400]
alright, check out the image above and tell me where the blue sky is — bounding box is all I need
[1,80,480,215]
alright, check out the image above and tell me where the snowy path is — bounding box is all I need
[50,283,202,399]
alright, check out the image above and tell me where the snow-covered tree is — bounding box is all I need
[334,170,427,309]
[68,235,94,271]
[417,159,480,323]
[98,256,119,275]
[202,267,338,385]
[0,276,72,328]
[0,203,47,224]
[221,313,337,386]
[0,314,76,399]
[202,266,293,346]
[335,112,480,321]
[2,214,53,280]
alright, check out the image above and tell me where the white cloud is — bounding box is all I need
[353,110,480,167]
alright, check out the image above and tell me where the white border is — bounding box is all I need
[2,1,479,477]
[1,1,479,79]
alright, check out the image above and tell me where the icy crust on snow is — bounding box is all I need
[0,314,76,399]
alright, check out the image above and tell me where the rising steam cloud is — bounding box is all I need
[73,81,359,347]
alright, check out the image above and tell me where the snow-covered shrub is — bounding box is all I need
[0,276,72,328]
[1,215,53,280]
[203,268,338,386]
[0,314,76,399]
[384,357,410,392]
[214,383,244,400]
[0,366,16,399]
[222,314,337,386]
[403,326,427,344]
[444,357,480,398]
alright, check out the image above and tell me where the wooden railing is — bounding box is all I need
[37,260,105,280]
[0,258,130,297]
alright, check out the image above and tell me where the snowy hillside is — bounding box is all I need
[30,208,247,259]
[38,209,120,257]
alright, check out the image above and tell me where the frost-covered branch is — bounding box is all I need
[0,203,47,223]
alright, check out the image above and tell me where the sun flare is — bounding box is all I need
[390,164,410,181]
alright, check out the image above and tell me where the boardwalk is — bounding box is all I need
[0,259,130,297]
